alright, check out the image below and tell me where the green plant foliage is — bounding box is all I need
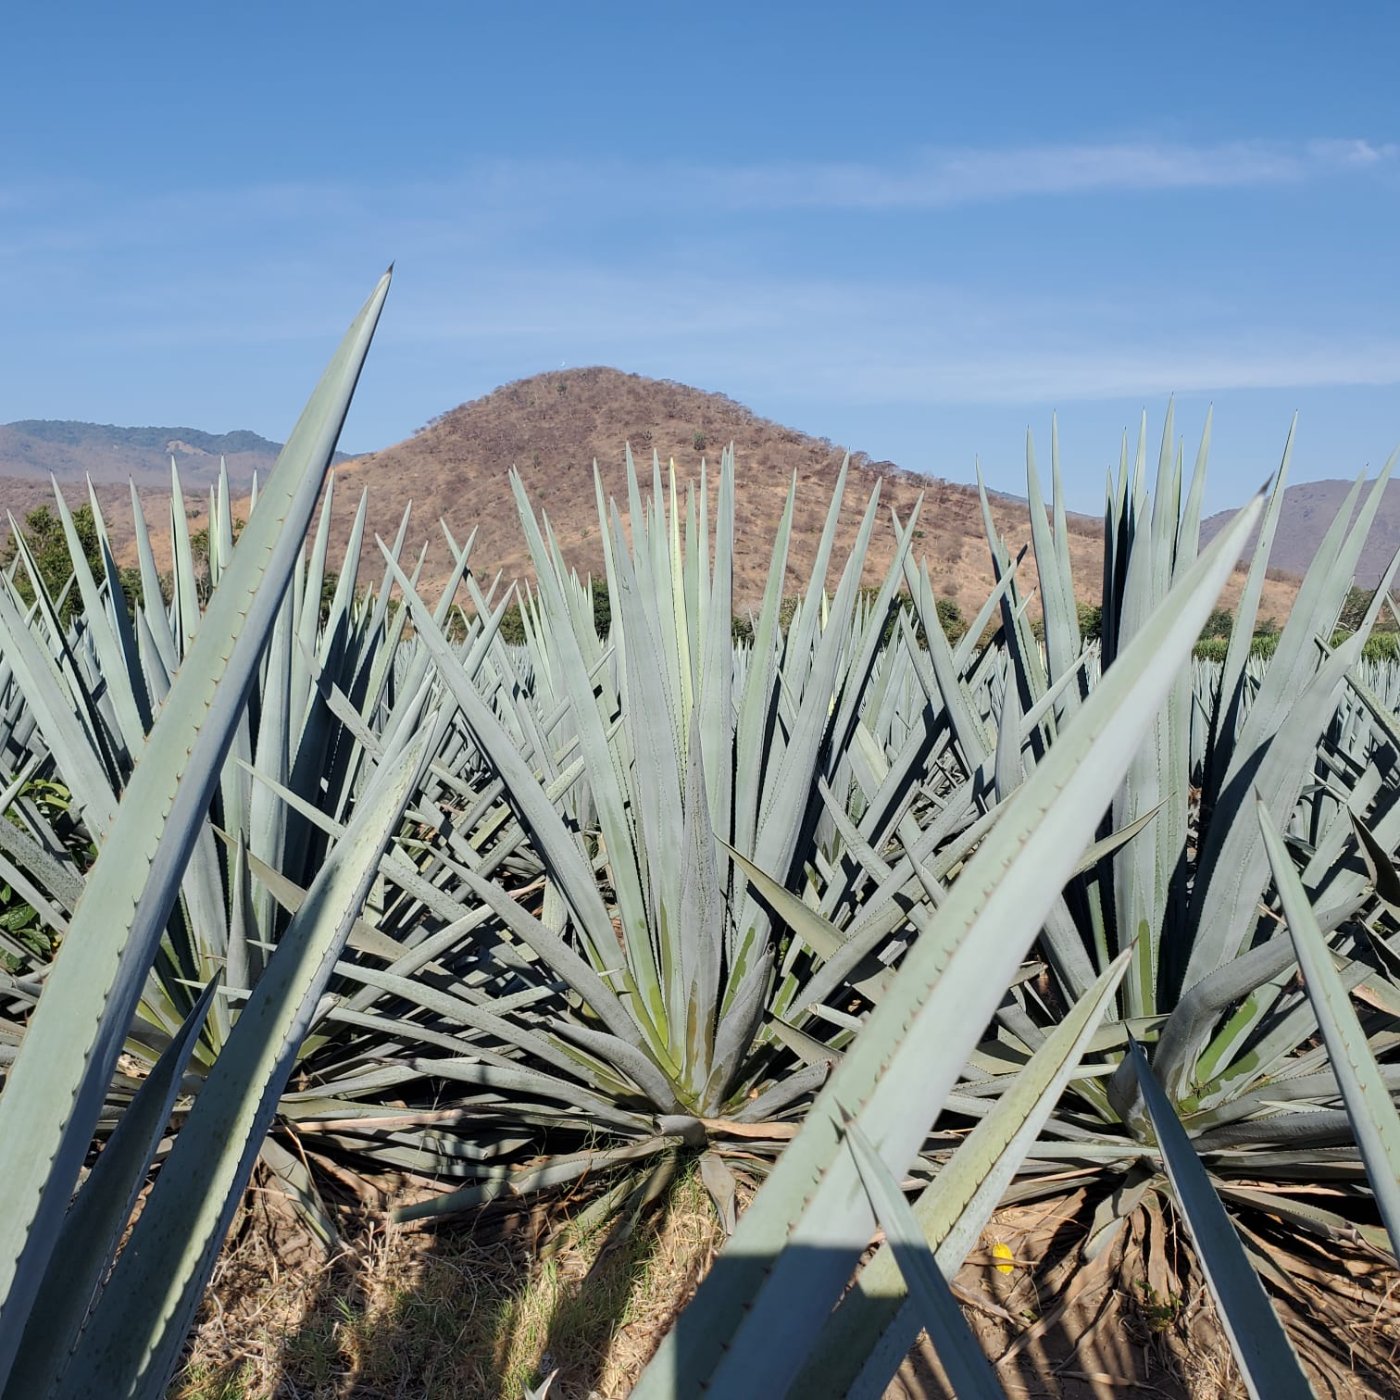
[1,503,103,624]
[635,467,1270,1397]
[1199,604,1233,640]
[0,271,399,1394]
[2,335,1399,1397]
[935,595,966,642]
[383,451,939,1227]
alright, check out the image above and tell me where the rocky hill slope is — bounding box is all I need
[1200,477,1400,587]
[4,370,1301,624]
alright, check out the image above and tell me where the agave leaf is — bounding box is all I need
[257,1135,338,1254]
[732,478,795,864]
[632,488,1265,1399]
[47,483,147,757]
[375,541,647,1049]
[900,587,990,778]
[724,844,843,960]
[61,730,427,1397]
[675,709,723,1097]
[1349,810,1400,908]
[1215,1184,1394,1254]
[808,950,1132,1400]
[127,480,179,675]
[841,1116,1005,1399]
[0,570,119,838]
[1210,419,1287,774]
[1073,806,1160,876]
[1,978,220,1400]
[335,963,626,1097]
[1229,459,1394,798]
[393,1136,683,1222]
[827,500,920,771]
[0,270,391,1385]
[1258,800,1400,1253]
[509,474,662,1032]
[1026,429,1081,722]
[84,485,155,738]
[168,457,201,653]
[1127,1039,1309,1399]
[746,485,883,918]
[1159,596,1397,1101]
[696,459,735,844]
[235,841,406,962]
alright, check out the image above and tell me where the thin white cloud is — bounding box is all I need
[699,138,1400,210]
[801,341,1400,405]
[378,261,1400,409]
[8,135,1393,252]
[4,135,1399,446]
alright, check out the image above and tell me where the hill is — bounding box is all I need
[320,368,1299,620]
[0,419,347,493]
[307,368,1107,617]
[5,369,1301,625]
[1200,478,1400,586]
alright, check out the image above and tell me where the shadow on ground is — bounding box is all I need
[170,1176,1398,1399]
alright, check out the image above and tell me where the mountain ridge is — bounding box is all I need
[1200,477,1400,587]
[322,366,1107,614]
[0,419,349,492]
[1,368,1301,623]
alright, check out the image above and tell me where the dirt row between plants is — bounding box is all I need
[171,1167,1400,1399]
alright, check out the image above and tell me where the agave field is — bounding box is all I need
[1,273,1399,1398]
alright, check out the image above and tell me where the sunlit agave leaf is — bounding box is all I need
[512,475,664,1029]
[633,487,1265,1399]
[0,559,120,835]
[841,1116,1005,1400]
[1226,457,1395,798]
[1205,426,1290,799]
[43,484,144,759]
[1,977,220,1400]
[84,483,155,737]
[1127,1039,1310,1399]
[808,950,1132,1400]
[1157,594,1397,1100]
[1026,428,1082,724]
[0,270,391,1385]
[1259,800,1400,1253]
[373,540,650,1046]
[61,730,428,1397]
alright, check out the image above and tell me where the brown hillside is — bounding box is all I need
[0,420,304,492]
[317,368,1297,621]
[1201,477,1400,586]
[273,370,1038,615]
[6,367,1299,625]
[327,366,1084,616]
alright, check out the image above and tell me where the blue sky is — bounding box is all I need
[3,2,1399,511]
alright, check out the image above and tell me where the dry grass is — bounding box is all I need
[171,1166,1399,1398]
[892,1193,1400,1400]
[171,1164,726,1400]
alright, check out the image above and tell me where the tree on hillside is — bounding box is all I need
[495,578,611,646]
[1334,582,1400,635]
[1,503,153,623]
[1338,585,1371,633]
[1199,605,1233,641]
[188,518,246,605]
[0,504,104,625]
